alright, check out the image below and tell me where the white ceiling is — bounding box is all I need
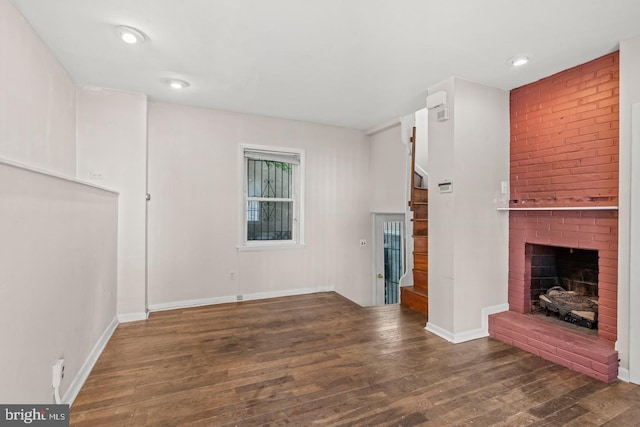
[10,0,640,130]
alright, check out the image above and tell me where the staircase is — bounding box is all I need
[400,127,428,315]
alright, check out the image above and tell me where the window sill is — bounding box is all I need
[237,243,305,252]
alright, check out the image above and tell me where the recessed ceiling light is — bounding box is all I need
[509,55,530,67]
[114,26,146,44]
[167,79,190,89]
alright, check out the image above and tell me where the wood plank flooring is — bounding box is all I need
[71,292,640,426]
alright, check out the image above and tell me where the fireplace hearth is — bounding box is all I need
[490,208,619,381]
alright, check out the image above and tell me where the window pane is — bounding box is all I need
[383,221,403,304]
[247,201,293,241]
[247,200,260,222]
[247,159,292,198]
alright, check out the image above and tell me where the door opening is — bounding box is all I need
[374,214,405,305]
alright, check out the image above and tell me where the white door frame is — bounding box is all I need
[629,103,640,384]
[373,213,405,305]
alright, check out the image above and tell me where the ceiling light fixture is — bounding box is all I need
[114,26,146,44]
[509,55,530,67]
[167,79,190,89]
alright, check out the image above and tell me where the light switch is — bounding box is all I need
[501,180,508,194]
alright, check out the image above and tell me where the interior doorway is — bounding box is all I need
[374,214,405,305]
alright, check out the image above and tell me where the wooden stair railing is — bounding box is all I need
[401,126,428,315]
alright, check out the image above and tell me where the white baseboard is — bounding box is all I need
[63,316,119,406]
[425,303,509,344]
[241,286,335,302]
[148,286,335,312]
[482,303,509,335]
[452,328,487,343]
[117,311,149,323]
[426,322,487,344]
[618,367,630,382]
[148,295,238,312]
[425,322,455,342]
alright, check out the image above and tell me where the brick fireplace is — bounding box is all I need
[489,52,620,382]
[509,210,618,340]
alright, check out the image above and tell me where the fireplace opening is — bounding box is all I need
[528,244,599,330]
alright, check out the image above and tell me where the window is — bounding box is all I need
[242,146,304,247]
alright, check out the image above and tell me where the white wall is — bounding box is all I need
[399,114,417,286]
[427,77,510,340]
[368,122,411,295]
[369,123,406,213]
[0,1,120,404]
[0,0,76,176]
[452,79,510,334]
[426,78,456,333]
[0,161,118,404]
[619,35,640,384]
[76,87,148,319]
[147,103,374,307]
[414,108,428,183]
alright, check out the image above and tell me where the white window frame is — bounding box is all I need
[239,144,305,251]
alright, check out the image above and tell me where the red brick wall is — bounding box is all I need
[510,52,619,207]
[491,54,621,377]
[506,53,620,344]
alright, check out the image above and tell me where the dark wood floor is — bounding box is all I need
[71,292,640,426]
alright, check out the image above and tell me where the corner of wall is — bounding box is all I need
[63,316,118,406]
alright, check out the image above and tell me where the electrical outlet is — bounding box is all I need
[52,358,64,388]
[89,171,105,180]
[359,239,367,247]
[229,271,236,280]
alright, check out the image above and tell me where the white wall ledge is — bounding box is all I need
[0,156,119,194]
[237,243,305,252]
[497,206,618,211]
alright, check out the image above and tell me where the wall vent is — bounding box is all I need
[436,107,449,122]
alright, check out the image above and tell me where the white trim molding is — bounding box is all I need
[425,322,455,342]
[117,312,149,323]
[425,323,485,344]
[0,156,119,194]
[482,303,510,335]
[628,102,640,386]
[63,316,119,406]
[618,367,631,382]
[451,328,486,344]
[148,287,335,312]
[240,286,335,302]
[497,206,618,211]
[148,295,238,312]
[237,243,305,252]
[426,303,510,344]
